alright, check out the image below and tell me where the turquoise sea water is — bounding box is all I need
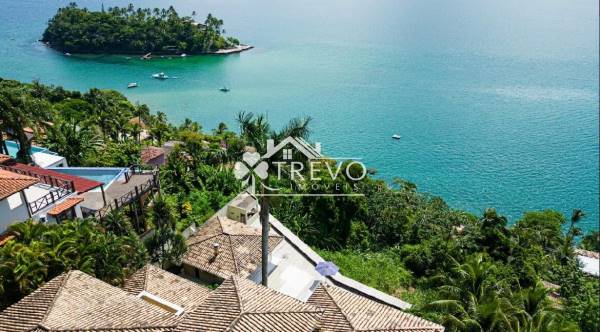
[0,0,598,230]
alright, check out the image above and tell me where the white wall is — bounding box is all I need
[0,192,30,233]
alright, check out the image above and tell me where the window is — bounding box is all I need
[283,148,293,160]
[7,193,23,210]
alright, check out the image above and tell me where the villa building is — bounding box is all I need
[181,215,283,283]
[141,146,167,167]
[0,162,86,232]
[0,169,39,231]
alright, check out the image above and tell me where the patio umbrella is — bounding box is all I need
[315,261,339,276]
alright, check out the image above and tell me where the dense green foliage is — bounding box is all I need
[42,3,240,54]
[0,78,170,166]
[144,196,187,268]
[0,219,147,309]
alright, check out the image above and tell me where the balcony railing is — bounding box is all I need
[0,164,75,215]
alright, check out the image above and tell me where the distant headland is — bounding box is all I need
[41,3,251,56]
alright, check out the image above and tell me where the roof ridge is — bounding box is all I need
[187,233,220,247]
[224,311,245,332]
[39,271,73,327]
[322,284,357,331]
[241,309,323,315]
[228,235,241,274]
[232,277,245,313]
[142,265,150,291]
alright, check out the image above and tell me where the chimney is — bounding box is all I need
[266,139,275,155]
[212,243,220,258]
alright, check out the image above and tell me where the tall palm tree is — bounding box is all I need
[0,85,51,163]
[42,118,102,166]
[236,111,313,153]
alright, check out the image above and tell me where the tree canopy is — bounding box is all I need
[42,3,240,54]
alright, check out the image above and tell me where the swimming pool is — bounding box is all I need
[5,140,54,157]
[48,167,128,189]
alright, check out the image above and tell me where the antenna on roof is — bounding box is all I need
[209,242,220,263]
[260,177,270,287]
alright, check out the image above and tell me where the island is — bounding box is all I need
[41,3,251,55]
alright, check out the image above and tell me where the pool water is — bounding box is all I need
[49,167,127,189]
[5,140,52,157]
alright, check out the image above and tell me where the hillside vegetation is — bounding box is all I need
[42,3,240,54]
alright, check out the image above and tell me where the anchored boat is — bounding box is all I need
[152,72,169,80]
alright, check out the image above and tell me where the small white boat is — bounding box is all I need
[141,52,152,60]
[64,52,71,56]
[181,53,187,57]
[392,134,401,140]
[152,72,169,80]
[127,82,138,88]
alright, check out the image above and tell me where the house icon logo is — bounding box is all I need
[263,137,322,161]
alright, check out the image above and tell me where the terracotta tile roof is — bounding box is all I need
[0,270,178,332]
[575,249,600,259]
[308,283,444,332]
[129,116,148,129]
[183,216,284,279]
[1,163,102,193]
[123,265,212,312]
[46,196,84,216]
[142,146,166,164]
[175,276,323,332]
[0,169,38,200]
[0,233,15,247]
[0,154,11,164]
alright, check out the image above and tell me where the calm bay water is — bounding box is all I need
[0,0,598,230]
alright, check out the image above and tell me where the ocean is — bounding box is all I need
[0,0,598,230]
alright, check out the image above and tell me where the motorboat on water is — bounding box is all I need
[392,134,401,140]
[64,52,71,56]
[152,72,169,80]
[219,86,230,92]
[127,82,138,88]
[181,53,187,57]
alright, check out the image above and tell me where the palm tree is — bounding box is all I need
[214,122,228,135]
[0,85,51,163]
[236,111,313,153]
[150,111,170,145]
[42,118,102,166]
[427,254,517,332]
[516,282,579,332]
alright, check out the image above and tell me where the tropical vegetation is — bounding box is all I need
[42,3,240,54]
[0,79,598,332]
[0,219,146,308]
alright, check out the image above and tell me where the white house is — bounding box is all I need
[0,166,84,234]
[0,169,38,232]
